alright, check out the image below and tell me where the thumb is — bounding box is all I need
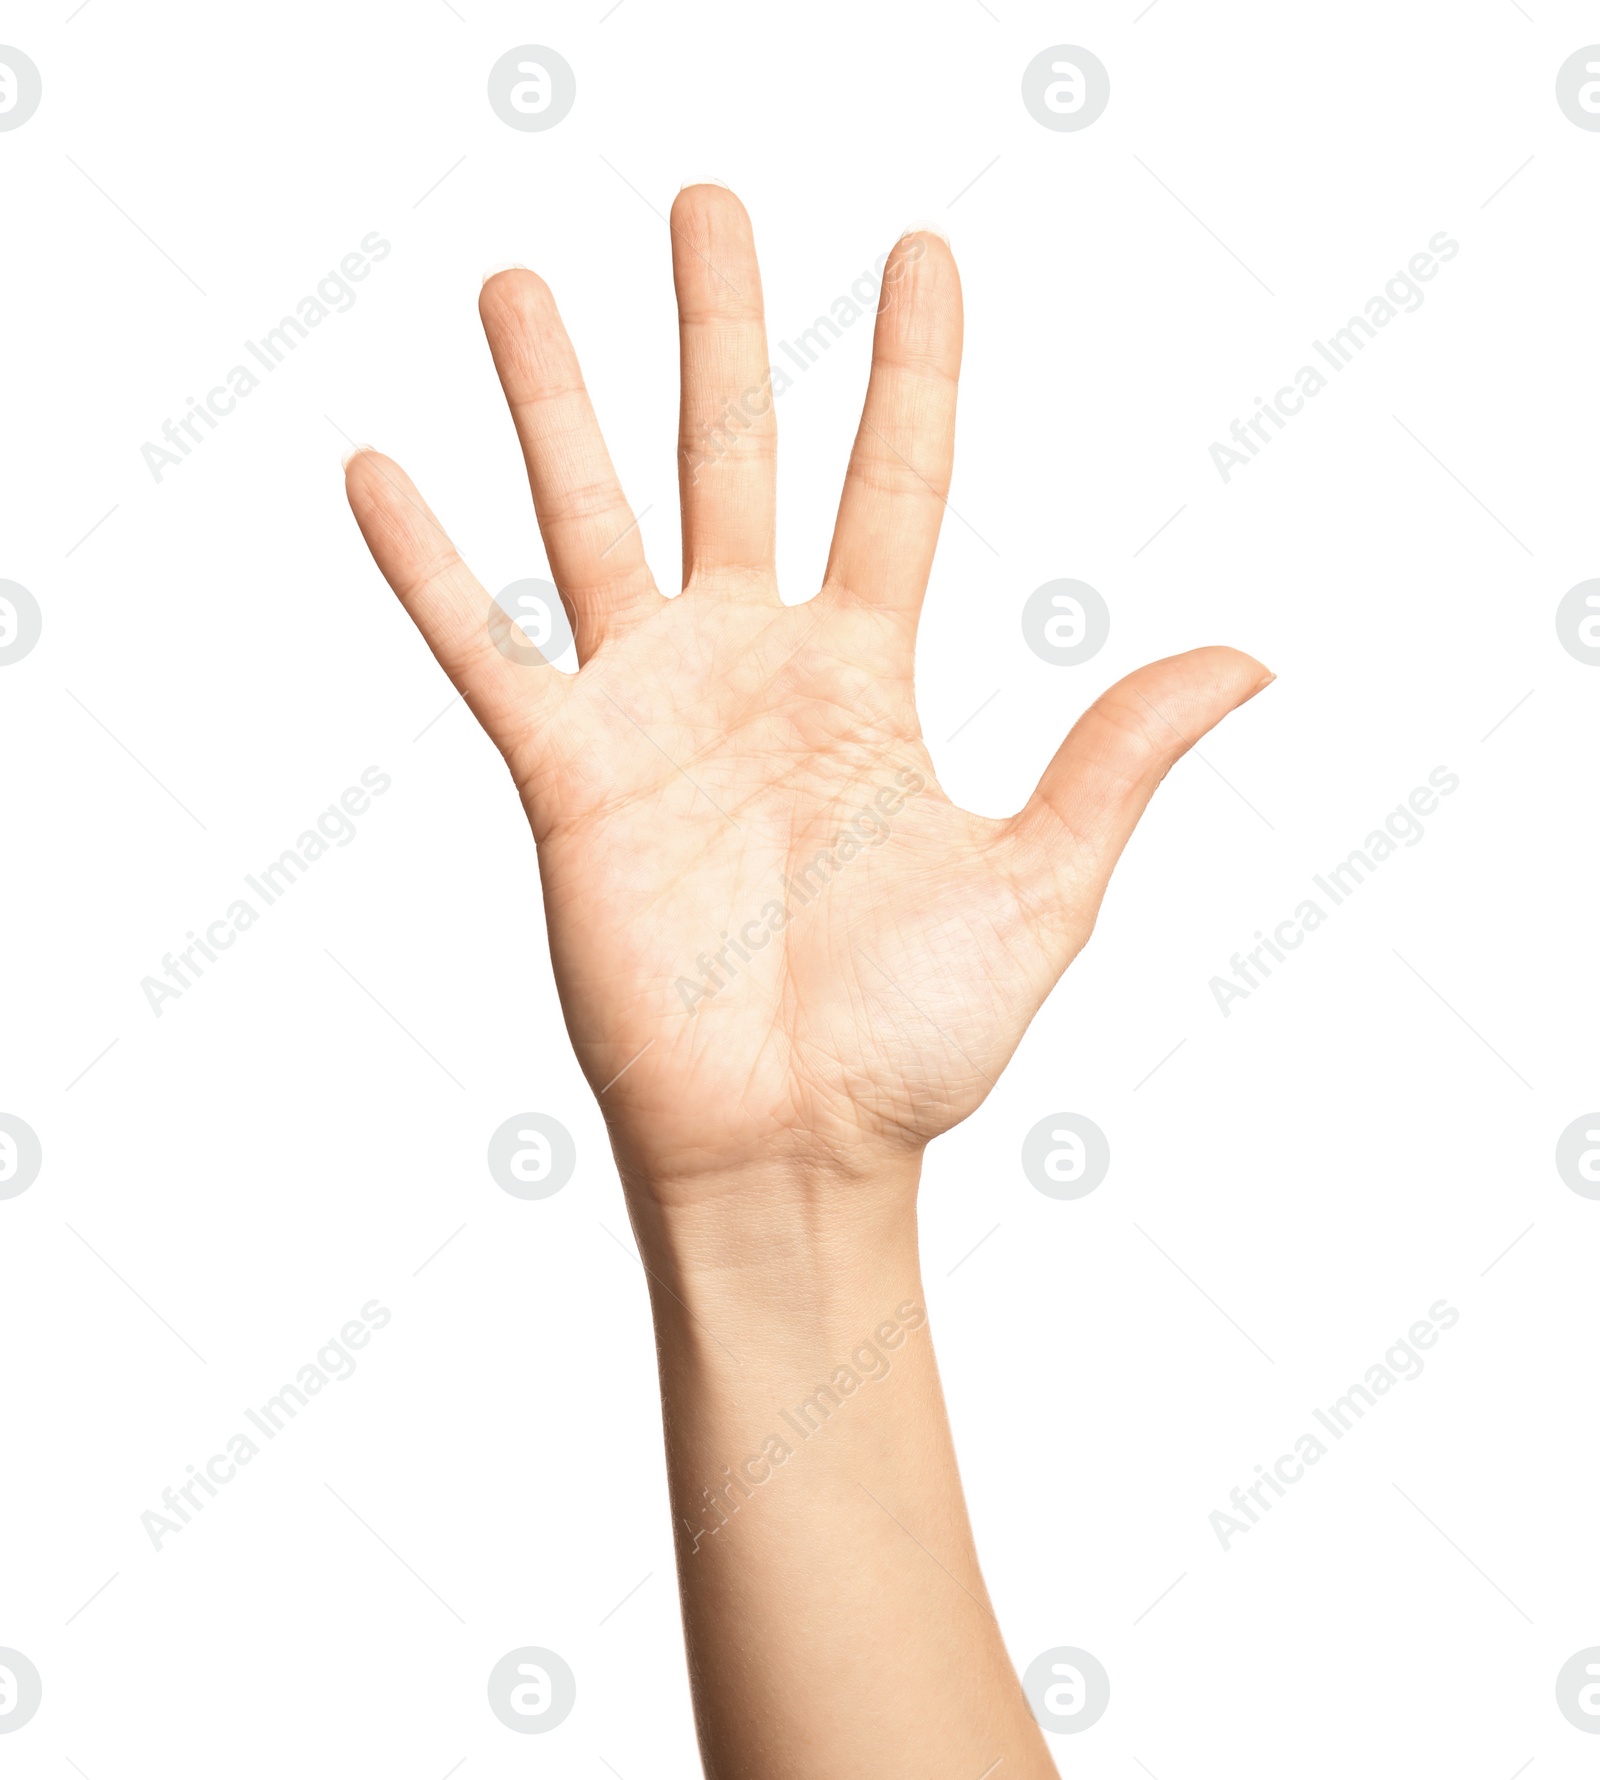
[1002,645,1273,940]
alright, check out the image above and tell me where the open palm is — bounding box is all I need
[345,185,1268,1202]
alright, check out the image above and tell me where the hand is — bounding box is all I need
[345,185,1270,1207]
[346,184,1271,1779]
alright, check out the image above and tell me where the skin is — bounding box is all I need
[345,183,1270,1778]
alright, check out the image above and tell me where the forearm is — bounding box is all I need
[627,1164,1056,1780]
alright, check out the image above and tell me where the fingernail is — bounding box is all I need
[340,445,373,470]
[678,177,732,191]
[481,263,529,285]
[1253,670,1277,693]
[898,219,951,245]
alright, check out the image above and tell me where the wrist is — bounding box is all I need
[613,1129,923,1209]
[619,1149,925,1344]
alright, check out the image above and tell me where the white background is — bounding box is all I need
[2,2,1597,1774]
